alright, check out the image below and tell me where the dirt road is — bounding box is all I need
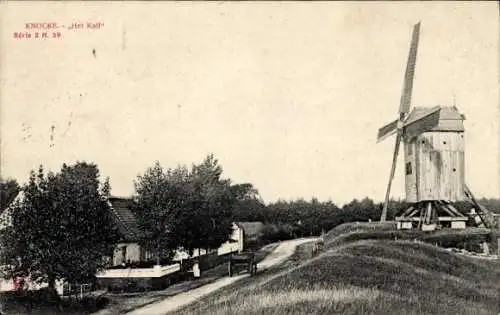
[126,238,316,315]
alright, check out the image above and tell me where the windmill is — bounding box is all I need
[377,22,492,230]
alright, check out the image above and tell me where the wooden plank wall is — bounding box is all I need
[404,138,417,202]
[412,132,465,202]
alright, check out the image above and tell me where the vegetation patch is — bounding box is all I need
[0,289,108,315]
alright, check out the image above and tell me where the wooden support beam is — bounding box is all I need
[417,207,424,230]
[440,205,456,217]
[425,202,432,225]
[407,209,419,218]
[401,206,415,217]
[435,201,460,217]
[465,184,491,228]
[442,202,466,217]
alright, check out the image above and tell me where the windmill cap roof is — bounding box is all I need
[408,106,465,120]
[405,106,465,133]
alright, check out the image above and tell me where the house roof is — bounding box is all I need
[108,196,143,242]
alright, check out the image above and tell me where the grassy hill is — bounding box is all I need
[324,222,497,253]
[174,223,500,315]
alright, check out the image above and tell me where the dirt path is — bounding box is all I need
[126,238,317,315]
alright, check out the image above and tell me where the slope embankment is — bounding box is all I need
[171,223,500,315]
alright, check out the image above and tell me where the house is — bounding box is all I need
[108,196,149,266]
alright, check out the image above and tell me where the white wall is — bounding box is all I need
[113,242,141,265]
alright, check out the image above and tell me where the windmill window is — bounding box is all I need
[408,143,413,156]
[405,162,412,175]
[453,168,456,172]
[443,141,447,144]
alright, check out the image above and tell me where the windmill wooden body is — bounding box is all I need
[377,22,490,230]
[403,107,465,203]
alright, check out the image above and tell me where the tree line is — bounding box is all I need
[232,196,409,243]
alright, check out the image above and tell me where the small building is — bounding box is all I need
[216,222,244,255]
[235,221,265,250]
[108,196,150,266]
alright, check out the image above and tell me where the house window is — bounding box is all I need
[405,162,412,175]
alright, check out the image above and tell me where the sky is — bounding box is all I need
[1,2,499,205]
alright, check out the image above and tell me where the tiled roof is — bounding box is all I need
[109,197,144,242]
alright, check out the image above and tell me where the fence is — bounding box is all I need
[63,283,93,299]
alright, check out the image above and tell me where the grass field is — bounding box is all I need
[174,223,500,315]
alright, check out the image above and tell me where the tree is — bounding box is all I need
[0,163,119,299]
[187,154,235,252]
[230,183,267,222]
[0,178,20,210]
[134,155,247,259]
[133,161,187,264]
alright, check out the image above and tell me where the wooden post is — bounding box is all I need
[426,202,432,225]
[417,205,424,230]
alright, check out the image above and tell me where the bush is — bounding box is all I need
[260,223,298,244]
[0,288,109,314]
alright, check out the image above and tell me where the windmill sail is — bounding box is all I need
[379,22,421,222]
[377,119,399,142]
[399,22,421,115]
